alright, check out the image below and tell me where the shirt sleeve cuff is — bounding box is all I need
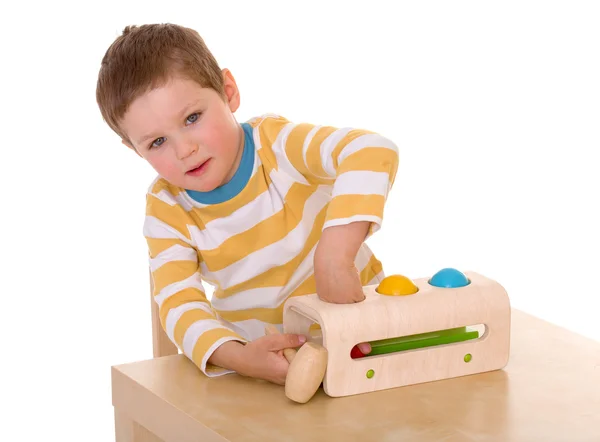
[190,329,248,377]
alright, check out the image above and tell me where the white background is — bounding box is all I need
[1,1,599,440]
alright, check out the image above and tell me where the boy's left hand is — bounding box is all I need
[314,252,365,303]
[314,221,371,304]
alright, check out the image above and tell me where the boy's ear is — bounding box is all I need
[222,68,240,113]
[122,139,141,157]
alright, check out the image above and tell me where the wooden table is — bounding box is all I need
[112,309,600,441]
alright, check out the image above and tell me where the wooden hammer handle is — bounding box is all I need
[264,324,297,363]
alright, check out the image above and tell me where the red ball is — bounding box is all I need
[350,345,365,359]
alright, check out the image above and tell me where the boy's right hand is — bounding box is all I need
[237,333,307,385]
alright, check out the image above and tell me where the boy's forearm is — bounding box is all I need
[317,221,371,262]
[207,340,247,372]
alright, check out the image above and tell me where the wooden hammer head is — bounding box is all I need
[285,341,328,403]
[264,325,328,403]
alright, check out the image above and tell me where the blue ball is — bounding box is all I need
[429,268,470,288]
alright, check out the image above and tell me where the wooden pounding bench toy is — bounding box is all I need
[270,268,511,404]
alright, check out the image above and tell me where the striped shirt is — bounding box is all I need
[144,114,399,376]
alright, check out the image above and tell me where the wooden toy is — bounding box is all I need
[281,268,511,399]
[264,324,328,404]
[114,308,600,441]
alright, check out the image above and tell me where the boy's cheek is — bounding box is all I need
[149,157,180,179]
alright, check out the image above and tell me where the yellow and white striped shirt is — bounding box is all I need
[144,114,399,376]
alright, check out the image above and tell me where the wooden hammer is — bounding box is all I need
[264,324,328,404]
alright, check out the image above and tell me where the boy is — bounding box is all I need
[96,23,399,386]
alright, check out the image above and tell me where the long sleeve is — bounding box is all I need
[144,181,247,376]
[255,115,399,237]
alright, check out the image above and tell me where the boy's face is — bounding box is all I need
[120,70,243,193]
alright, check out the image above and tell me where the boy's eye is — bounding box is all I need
[186,112,201,125]
[150,137,165,148]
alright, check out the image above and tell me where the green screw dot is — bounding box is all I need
[464,353,472,362]
[366,369,375,378]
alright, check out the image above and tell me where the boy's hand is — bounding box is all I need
[314,221,371,304]
[314,252,365,303]
[236,333,307,385]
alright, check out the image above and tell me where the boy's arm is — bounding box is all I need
[144,188,248,376]
[256,116,399,303]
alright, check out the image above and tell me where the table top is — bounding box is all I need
[112,309,600,442]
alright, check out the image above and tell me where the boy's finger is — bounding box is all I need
[267,333,306,351]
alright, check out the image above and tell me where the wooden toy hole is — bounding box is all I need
[284,306,324,345]
[350,324,487,359]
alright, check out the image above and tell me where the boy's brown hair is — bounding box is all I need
[96,23,225,144]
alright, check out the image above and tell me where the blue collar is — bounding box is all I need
[185,123,255,204]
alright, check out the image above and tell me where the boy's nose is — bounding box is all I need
[175,140,198,159]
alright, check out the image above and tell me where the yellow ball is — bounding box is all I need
[376,274,419,296]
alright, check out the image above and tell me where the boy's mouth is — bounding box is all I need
[186,159,211,176]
